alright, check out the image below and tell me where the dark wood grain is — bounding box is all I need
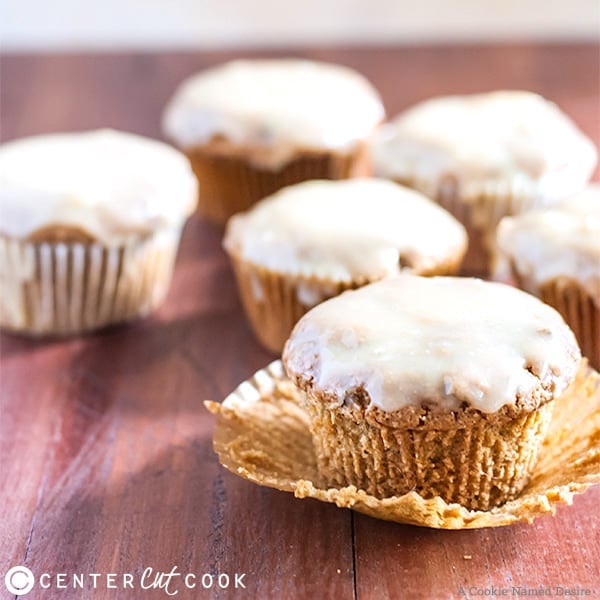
[1,44,599,600]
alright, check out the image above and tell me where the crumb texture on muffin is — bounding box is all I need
[162,59,384,168]
[283,275,581,415]
[224,178,467,283]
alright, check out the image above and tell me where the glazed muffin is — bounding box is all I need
[224,178,467,353]
[0,129,197,335]
[283,275,581,511]
[495,184,600,368]
[162,59,384,223]
[372,91,597,271]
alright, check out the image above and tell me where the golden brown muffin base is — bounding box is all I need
[303,391,553,511]
[185,140,371,224]
[206,360,600,529]
[0,228,181,336]
[27,225,98,244]
[226,252,465,354]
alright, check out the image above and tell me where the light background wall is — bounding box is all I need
[1,0,599,51]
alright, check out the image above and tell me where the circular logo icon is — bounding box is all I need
[5,566,35,596]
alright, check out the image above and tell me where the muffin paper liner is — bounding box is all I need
[228,258,365,353]
[186,143,370,224]
[227,254,465,354]
[539,278,600,370]
[0,228,181,335]
[205,360,600,529]
[304,395,553,512]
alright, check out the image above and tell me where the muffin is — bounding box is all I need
[372,91,597,271]
[495,184,600,369]
[283,275,581,511]
[162,59,384,223]
[0,129,197,335]
[224,178,467,353]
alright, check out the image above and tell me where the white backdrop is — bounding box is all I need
[1,0,599,50]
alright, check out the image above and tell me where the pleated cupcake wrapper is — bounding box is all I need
[228,257,365,353]
[305,397,553,512]
[205,360,600,529]
[186,143,370,224]
[394,176,547,273]
[228,253,466,354]
[0,228,181,335]
[538,278,600,370]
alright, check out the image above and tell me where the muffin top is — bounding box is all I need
[224,179,467,282]
[283,275,581,414]
[373,91,597,201]
[0,129,198,244]
[496,184,600,303]
[162,59,384,166]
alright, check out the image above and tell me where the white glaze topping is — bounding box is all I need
[0,129,198,244]
[163,59,384,167]
[373,91,597,202]
[224,179,466,282]
[495,184,600,304]
[283,275,581,413]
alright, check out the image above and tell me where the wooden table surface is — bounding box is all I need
[1,44,599,599]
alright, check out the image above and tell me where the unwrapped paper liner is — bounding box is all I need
[205,360,600,529]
